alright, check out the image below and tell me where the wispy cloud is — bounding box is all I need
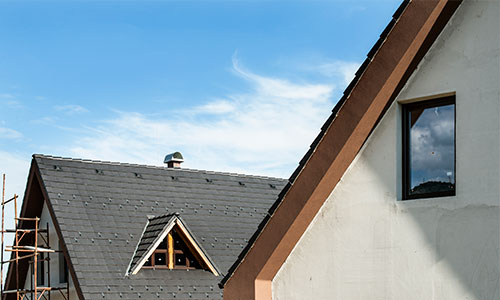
[69,59,338,178]
[314,60,360,85]
[35,96,48,101]
[0,94,23,109]
[54,104,89,115]
[0,93,15,99]
[30,116,57,125]
[0,127,23,140]
[194,100,236,115]
[233,57,333,100]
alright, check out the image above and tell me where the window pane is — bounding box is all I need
[155,252,166,265]
[173,232,182,250]
[189,257,200,269]
[59,246,68,283]
[158,239,167,249]
[175,253,187,266]
[407,101,455,197]
[171,228,201,269]
[37,252,45,286]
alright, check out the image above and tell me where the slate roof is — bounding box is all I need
[32,154,286,300]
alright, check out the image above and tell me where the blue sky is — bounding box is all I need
[0,0,402,199]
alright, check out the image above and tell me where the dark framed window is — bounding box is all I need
[59,246,68,283]
[36,252,45,286]
[402,96,456,200]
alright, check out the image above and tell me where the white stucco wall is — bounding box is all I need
[273,1,500,299]
[21,202,78,300]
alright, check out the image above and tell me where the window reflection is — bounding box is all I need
[404,98,455,199]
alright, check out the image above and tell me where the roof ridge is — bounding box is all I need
[33,154,287,181]
[148,212,179,220]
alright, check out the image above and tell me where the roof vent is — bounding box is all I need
[164,152,184,168]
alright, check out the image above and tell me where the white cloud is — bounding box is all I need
[54,104,89,115]
[0,127,23,139]
[69,60,338,178]
[194,100,236,115]
[315,60,360,85]
[232,56,333,100]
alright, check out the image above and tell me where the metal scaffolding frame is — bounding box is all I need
[1,174,70,300]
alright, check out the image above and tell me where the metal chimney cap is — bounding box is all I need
[164,152,184,164]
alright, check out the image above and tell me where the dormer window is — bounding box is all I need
[127,214,219,276]
[143,228,201,269]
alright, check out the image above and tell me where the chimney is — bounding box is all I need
[164,152,184,168]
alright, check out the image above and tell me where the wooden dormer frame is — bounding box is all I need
[142,226,202,270]
[128,216,219,276]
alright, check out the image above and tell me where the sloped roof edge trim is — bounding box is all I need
[175,218,221,276]
[219,0,412,288]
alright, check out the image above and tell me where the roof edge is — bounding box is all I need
[127,215,177,275]
[175,216,221,276]
[3,160,37,299]
[32,159,86,300]
[219,0,411,288]
[33,154,286,181]
[3,158,86,300]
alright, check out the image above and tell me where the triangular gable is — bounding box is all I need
[3,158,85,300]
[127,214,219,276]
[221,0,463,299]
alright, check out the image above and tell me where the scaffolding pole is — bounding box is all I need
[1,174,70,300]
[2,174,5,299]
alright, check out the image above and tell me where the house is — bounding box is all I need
[3,153,286,300]
[221,0,500,299]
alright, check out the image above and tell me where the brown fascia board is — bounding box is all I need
[221,0,462,299]
[3,157,85,300]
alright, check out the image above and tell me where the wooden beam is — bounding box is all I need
[167,232,174,270]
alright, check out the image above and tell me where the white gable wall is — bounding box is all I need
[272,1,500,299]
[21,202,78,300]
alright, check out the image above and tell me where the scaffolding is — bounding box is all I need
[1,174,69,300]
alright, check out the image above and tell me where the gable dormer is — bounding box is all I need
[127,213,219,276]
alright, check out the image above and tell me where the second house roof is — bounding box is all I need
[32,154,287,300]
